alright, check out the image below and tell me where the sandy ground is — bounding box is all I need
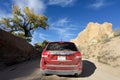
[0,58,120,80]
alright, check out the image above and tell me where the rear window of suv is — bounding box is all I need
[46,42,78,51]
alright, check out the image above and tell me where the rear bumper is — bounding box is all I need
[41,69,82,75]
[40,60,82,75]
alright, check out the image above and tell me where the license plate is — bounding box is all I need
[58,56,66,61]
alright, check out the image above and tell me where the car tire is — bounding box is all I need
[42,73,50,76]
[74,73,80,77]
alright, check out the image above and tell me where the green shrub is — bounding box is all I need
[34,40,48,52]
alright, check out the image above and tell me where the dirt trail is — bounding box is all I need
[0,58,120,80]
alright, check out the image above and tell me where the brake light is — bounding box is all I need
[42,51,50,58]
[74,52,82,58]
[42,55,48,58]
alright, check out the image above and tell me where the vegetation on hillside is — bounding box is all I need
[34,40,48,52]
[114,28,120,36]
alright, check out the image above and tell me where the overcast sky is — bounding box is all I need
[0,0,120,44]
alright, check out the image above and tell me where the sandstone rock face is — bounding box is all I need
[0,29,37,66]
[71,22,114,46]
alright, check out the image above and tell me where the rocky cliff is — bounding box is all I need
[71,22,120,67]
[71,22,114,46]
[0,29,37,66]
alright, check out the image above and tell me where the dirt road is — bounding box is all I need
[0,58,120,80]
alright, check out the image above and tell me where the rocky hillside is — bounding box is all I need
[0,29,37,67]
[81,36,120,67]
[71,22,120,67]
[71,22,114,46]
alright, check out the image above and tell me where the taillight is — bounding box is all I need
[42,51,50,58]
[74,52,82,59]
[42,55,48,58]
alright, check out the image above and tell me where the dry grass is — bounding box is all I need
[78,36,120,68]
[114,28,120,37]
[97,50,120,67]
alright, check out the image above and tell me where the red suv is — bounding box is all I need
[40,42,82,76]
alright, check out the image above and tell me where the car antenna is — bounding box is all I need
[61,38,63,42]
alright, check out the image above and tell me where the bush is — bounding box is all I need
[102,34,111,43]
[114,28,120,36]
[34,40,48,52]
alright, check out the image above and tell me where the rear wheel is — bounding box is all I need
[42,73,50,76]
[74,73,80,77]
[41,73,46,76]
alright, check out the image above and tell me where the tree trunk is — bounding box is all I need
[24,30,32,37]
[24,29,32,42]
